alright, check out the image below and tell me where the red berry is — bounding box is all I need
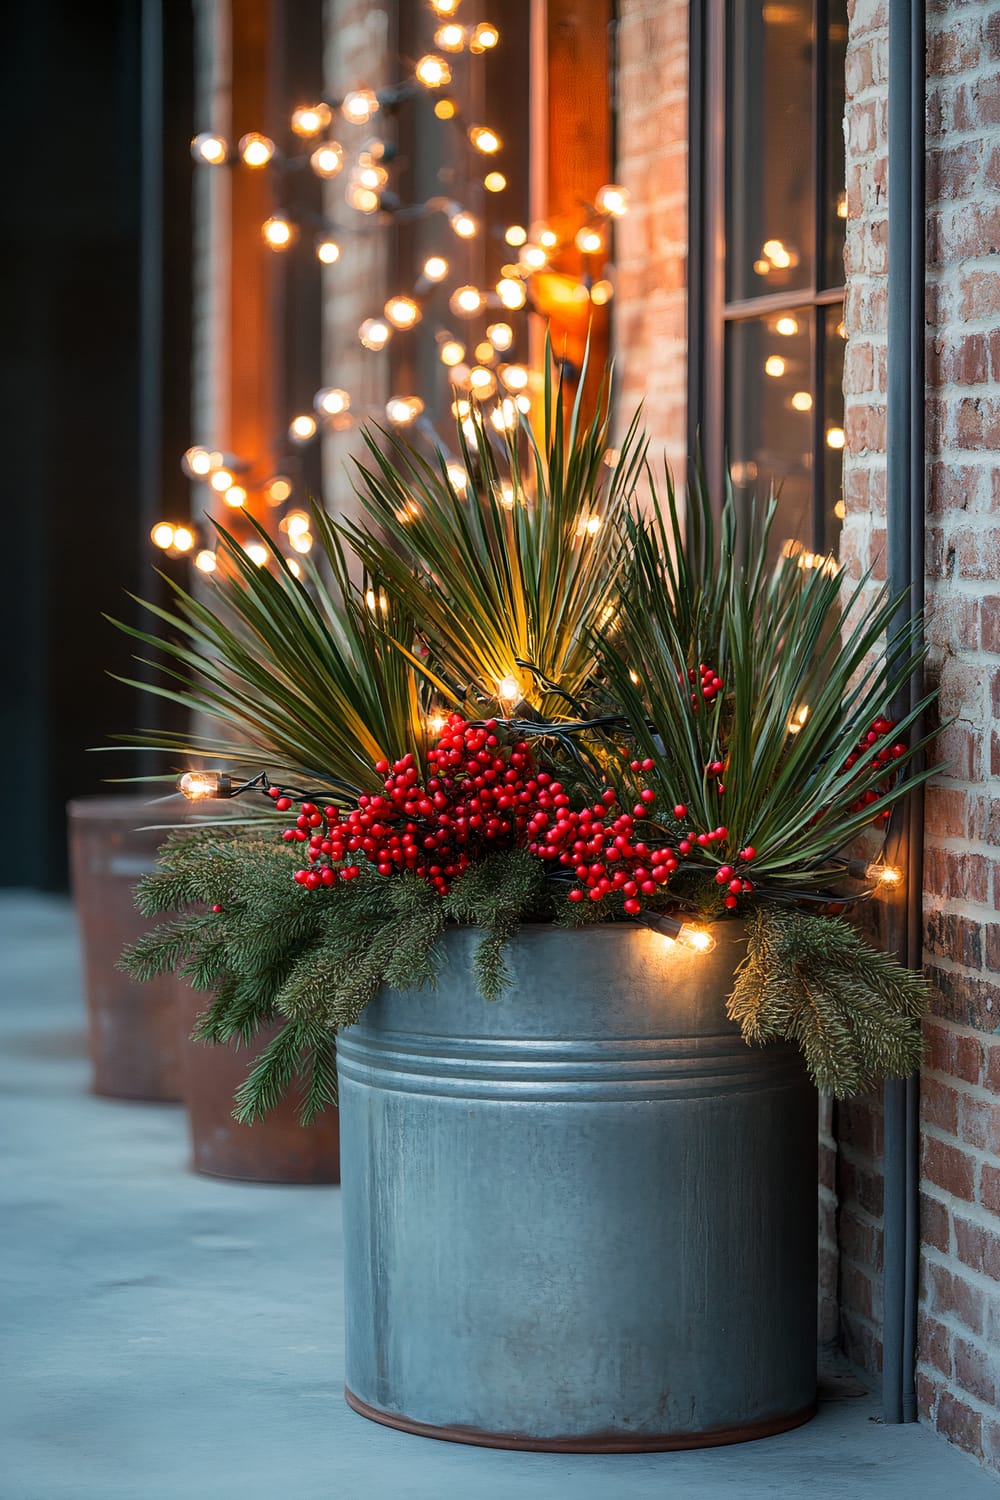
[211,903,222,913]
[724,894,738,909]
[640,788,656,804]
[673,804,687,819]
[275,796,292,812]
[623,897,641,914]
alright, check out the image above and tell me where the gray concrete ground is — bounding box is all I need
[2,891,998,1500]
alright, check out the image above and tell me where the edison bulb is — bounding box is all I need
[497,277,527,310]
[450,285,484,317]
[310,142,344,178]
[289,413,317,442]
[415,54,451,88]
[422,255,449,282]
[315,387,351,417]
[317,239,341,264]
[384,296,421,329]
[449,210,478,239]
[178,770,226,800]
[191,132,228,165]
[239,132,275,168]
[470,22,499,51]
[291,103,332,137]
[487,321,513,351]
[342,89,379,124]
[262,215,295,250]
[439,339,465,367]
[195,549,217,573]
[359,317,392,350]
[151,522,175,549]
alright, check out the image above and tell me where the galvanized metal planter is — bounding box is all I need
[338,920,817,1451]
[67,795,183,1102]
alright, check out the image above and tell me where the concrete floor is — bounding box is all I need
[2,893,998,1500]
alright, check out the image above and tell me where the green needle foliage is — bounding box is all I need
[731,908,927,1096]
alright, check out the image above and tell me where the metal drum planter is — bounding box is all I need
[67,795,183,1102]
[337,921,818,1451]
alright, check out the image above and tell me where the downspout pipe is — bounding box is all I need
[882,0,925,1427]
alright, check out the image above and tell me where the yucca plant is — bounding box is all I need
[118,368,938,1110]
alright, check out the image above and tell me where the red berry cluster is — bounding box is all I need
[686,663,723,708]
[843,716,905,823]
[277,716,539,895]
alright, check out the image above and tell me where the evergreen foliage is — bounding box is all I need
[732,907,927,1096]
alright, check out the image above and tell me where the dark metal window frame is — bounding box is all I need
[688,0,845,551]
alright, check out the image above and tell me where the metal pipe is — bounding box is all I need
[137,0,163,766]
[882,0,925,1426]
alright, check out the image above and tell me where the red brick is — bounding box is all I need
[983,597,1000,654]
[921,1191,952,1253]
[924,786,970,838]
[928,142,982,202]
[983,1165,1000,1216]
[936,1390,984,1457]
[923,1135,975,1200]
[926,1260,985,1334]
[959,271,1000,324]
[837,1154,884,1217]
[960,1092,1000,1152]
[955,1216,1000,1280]
[985,1040,1000,1094]
[920,1072,961,1132]
[924,847,991,904]
[927,722,977,780]
[954,398,1000,450]
[986,924,1000,973]
[919,1313,954,1377]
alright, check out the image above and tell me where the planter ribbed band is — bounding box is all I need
[337,921,817,1451]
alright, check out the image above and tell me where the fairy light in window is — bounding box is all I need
[315,388,351,418]
[359,317,392,350]
[422,255,449,282]
[239,132,275,168]
[595,183,629,217]
[223,484,247,509]
[826,426,846,450]
[415,54,452,88]
[384,296,421,330]
[764,356,786,377]
[791,391,813,412]
[470,22,499,51]
[341,89,379,124]
[316,239,341,264]
[191,132,228,165]
[775,315,798,336]
[262,215,295,250]
[487,322,513,351]
[484,172,506,192]
[291,103,332,137]
[310,143,344,178]
[449,209,479,239]
[195,550,217,573]
[289,414,317,443]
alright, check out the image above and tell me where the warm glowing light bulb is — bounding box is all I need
[764,355,786,377]
[826,426,846,450]
[285,511,310,537]
[423,255,449,282]
[209,468,235,493]
[262,215,295,250]
[484,171,506,193]
[497,675,521,702]
[317,239,341,264]
[538,228,559,249]
[791,391,813,412]
[678,926,715,954]
[195,549,217,573]
[172,526,195,552]
[182,446,212,477]
[776,315,798,336]
[285,557,301,579]
[435,23,466,50]
[505,224,527,247]
[595,183,629,217]
[753,259,771,276]
[315,387,351,417]
[834,498,847,520]
[590,279,614,305]
[446,464,468,493]
[496,277,527,310]
[487,321,513,351]
[474,340,496,363]
[290,530,313,554]
[348,184,381,213]
[239,132,276,168]
[310,142,345,178]
[359,317,392,350]
[470,21,499,51]
[450,285,484,317]
[575,226,603,254]
[868,862,903,886]
[431,0,461,13]
[439,339,466,367]
[468,125,501,155]
[386,396,424,425]
[151,522,175,549]
[788,704,810,734]
[223,484,247,508]
[384,296,421,329]
[264,476,292,506]
[178,770,227,800]
[289,413,318,442]
[519,244,547,270]
[191,132,228,165]
[762,238,792,268]
[291,102,332,137]
[450,210,478,239]
[434,98,458,119]
[500,363,529,391]
[356,162,388,190]
[415,54,452,88]
[469,366,496,396]
[245,543,269,566]
[341,89,379,124]
[490,399,518,432]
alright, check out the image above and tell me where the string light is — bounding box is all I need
[490,399,518,432]
[868,861,903,886]
[286,557,302,579]
[474,340,496,363]
[315,387,351,417]
[151,522,175,549]
[538,228,558,249]
[470,21,500,51]
[264,477,292,506]
[505,224,527,247]
[415,54,452,88]
[178,770,230,800]
[386,396,424,425]
[519,244,547,270]
[435,23,466,51]
[422,255,449,282]
[172,526,195,552]
[791,391,813,412]
[788,705,810,735]
[347,184,381,213]
[764,355,786,377]
[590,279,614,305]
[500,363,529,391]
[310,142,344,178]
[497,277,527,309]
[384,296,421,329]
[776,315,799,336]
[487,321,513,351]
[289,530,313,554]
[289,414,318,443]
[191,132,228,165]
[595,183,629,217]
[484,172,506,192]
[449,209,479,239]
[291,103,332,137]
[468,125,501,154]
[431,0,461,14]
[497,675,521,702]
[209,468,235,493]
[262,215,296,250]
[195,549,217,573]
[434,98,458,119]
[182,446,213,477]
[826,426,846,449]
[446,464,468,493]
[342,88,379,124]
[450,285,484,317]
[245,543,269,566]
[439,338,465,366]
[316,239,341,264]
[359,317,392,350]
[223,484,247,508]
[239,132,276,167]
[469,366,496,396]
[575,226,602,254]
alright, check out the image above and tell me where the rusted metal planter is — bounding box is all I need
[67,795,183,1102]
[176,985,340,1184]
[338,921,817,1451]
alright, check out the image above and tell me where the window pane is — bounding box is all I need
[824,0,849,288]
[726,0,814,303]
[822,304,847,552]
[725,310,814,564]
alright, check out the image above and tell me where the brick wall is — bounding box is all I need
[840,0,1000,1469]
[612,0,689,474]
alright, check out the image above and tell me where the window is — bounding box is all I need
[690,0,849,561]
